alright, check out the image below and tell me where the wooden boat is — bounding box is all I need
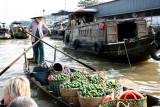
[10,21,29,39]
[50,21,67,40]
[64,9,155,62]
[0,23,11,39]
[24,58,160,107]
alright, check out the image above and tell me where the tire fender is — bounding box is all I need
[150,41,160,60]
[65,35,70,44]
[94,41,103,55]
[73,39,80,50]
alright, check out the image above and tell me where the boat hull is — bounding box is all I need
[50,35,64,40]
[65,35,154,62]
[0,33,11,39]
[14,32,29,39]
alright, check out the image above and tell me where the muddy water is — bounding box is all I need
[0,37,159,107]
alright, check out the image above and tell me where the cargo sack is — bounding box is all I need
[31,66,50,85]
[60,87,80,106]
[49,78,70,96]
[99,96,147,107]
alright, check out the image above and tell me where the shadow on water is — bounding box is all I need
[62,47,134,70]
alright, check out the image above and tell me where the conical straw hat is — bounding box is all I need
[31,12,45,19]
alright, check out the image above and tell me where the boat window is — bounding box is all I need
[78,30,80,36]
[87,30,89,36]
[117,22,137,41]
[90,29,92,36]
[85,30,87,36]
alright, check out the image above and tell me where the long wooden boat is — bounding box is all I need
[24,58,160,107]
[64,9,155,62]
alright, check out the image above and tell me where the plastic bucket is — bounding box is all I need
[51,62,64,71]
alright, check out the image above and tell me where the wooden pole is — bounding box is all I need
[0,33,48,76]
[27,32,96,71]
[24,49,28,72]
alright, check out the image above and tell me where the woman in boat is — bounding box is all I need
[25,15,51,65]
[0,76,31,107]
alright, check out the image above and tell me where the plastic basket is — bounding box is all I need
[49,78,70,96]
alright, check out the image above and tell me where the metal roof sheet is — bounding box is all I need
[87,0,160,17]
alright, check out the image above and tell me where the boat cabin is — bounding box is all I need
[0,22,10,39]
[106,19,147,43]
[66,9,148,43]
[0,23,9,34]
[69,9,97,26]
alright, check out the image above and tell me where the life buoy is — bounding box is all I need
[94,42,103,55]
[73,39,79,50]
[150,41,160,60]
[65,35,70,44]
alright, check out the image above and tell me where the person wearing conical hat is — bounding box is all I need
[25,14,51,65]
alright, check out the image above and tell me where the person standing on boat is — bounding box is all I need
[25,15,51,65]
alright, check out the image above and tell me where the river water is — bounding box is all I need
[0,37,160,107]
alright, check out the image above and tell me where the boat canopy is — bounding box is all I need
[1,23,6,25]
[12,22,22,25]
[75,9,97,14]
[69,9,97,24]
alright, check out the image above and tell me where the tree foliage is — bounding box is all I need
[78,0,101,8]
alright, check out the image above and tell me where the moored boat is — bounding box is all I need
[23,58,160,107]
[50,20,68,40]
[10,21,29,39]
[0,23,11,39]
[64,9,155,62]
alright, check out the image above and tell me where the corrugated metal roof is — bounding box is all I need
[87,0,160,17]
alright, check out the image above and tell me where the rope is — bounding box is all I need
[123,39,132,71]
[152,27,158,46]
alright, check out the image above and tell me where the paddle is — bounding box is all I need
[0,33,48,76]
[27,32,96,71]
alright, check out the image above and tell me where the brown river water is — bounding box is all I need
[0,37,160,107]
